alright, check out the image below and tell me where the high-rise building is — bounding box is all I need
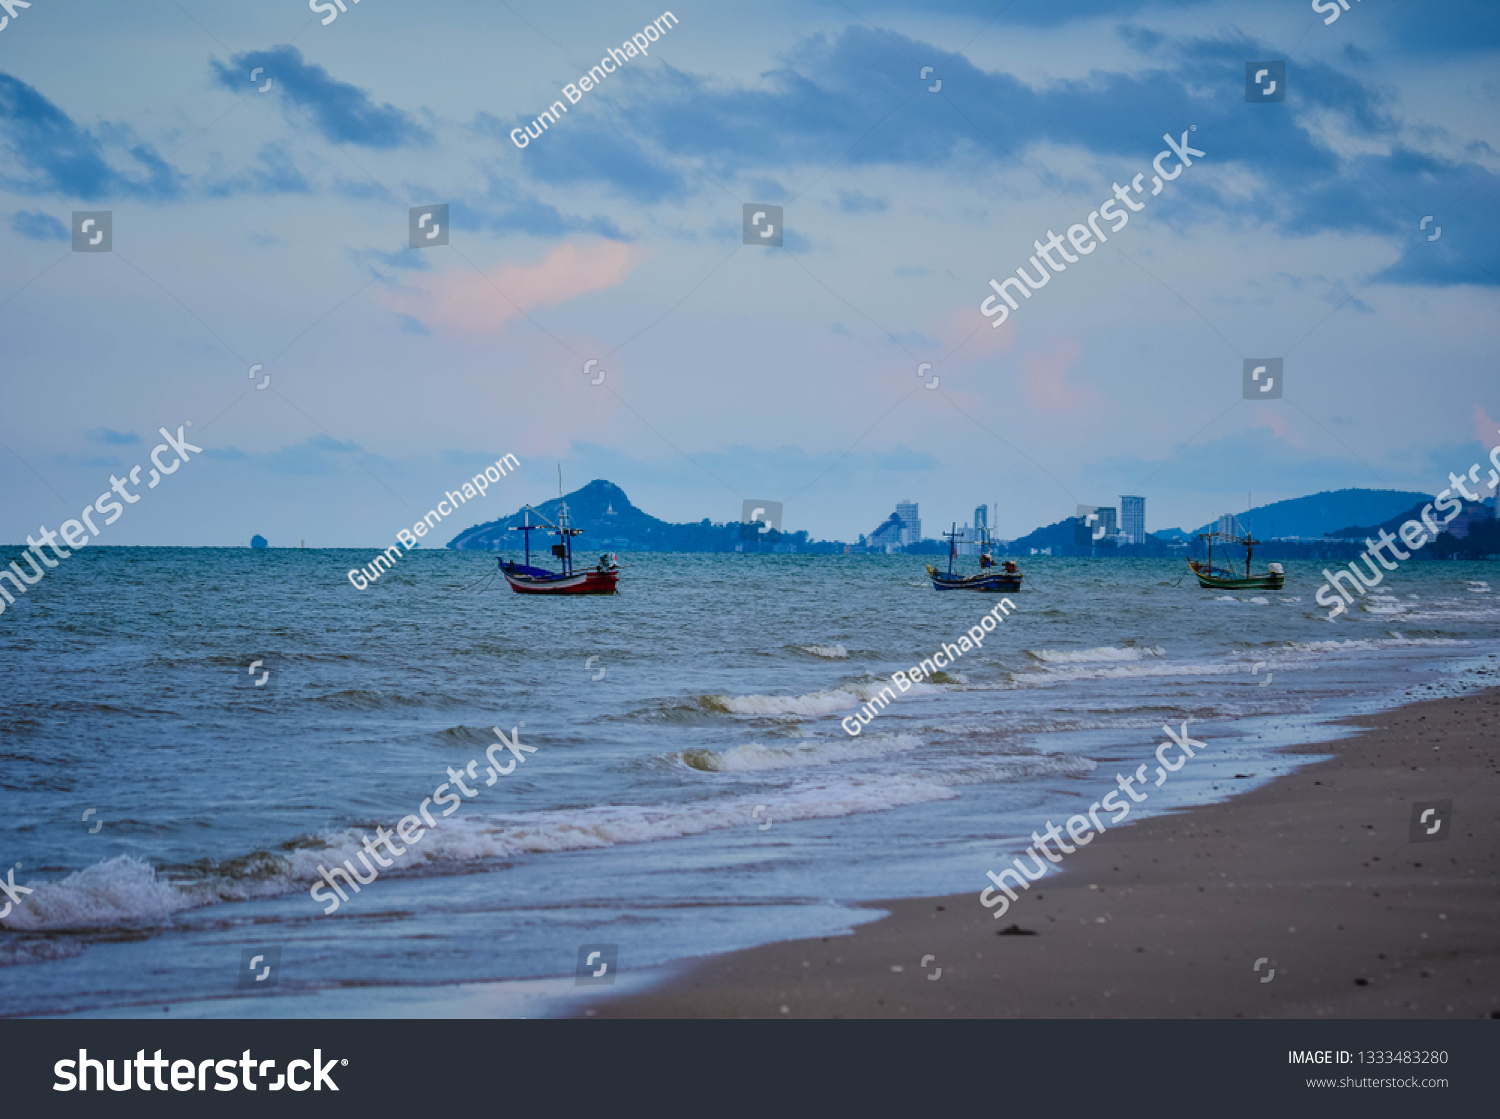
[868,511,905,550]
[974,504,988,533]
[1216,513,1244,538]
[895,500,921,545]
[1120,495,1145,546]
[1098,506,1118,543]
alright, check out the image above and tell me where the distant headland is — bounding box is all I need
[446,481,1497,560]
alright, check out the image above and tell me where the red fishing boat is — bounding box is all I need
[500,503,619,595]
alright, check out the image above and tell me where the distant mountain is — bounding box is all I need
[1327,501,1427,539]
[1191,488,1432,540]
[1007,516,1077,554]
[1008,517,1175,556]
[445,479,821,553]
[1331,496,1498,556]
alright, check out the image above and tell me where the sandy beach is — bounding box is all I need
[587,681,1500,1018]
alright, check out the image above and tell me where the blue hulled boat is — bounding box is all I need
[927,524,1023,592]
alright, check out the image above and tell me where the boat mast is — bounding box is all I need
[558,466,570,577]
[508,508,541,568]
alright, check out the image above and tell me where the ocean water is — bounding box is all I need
[0,548,1496,1017]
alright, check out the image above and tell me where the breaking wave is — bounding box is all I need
[1026,645,1165,665]
[796,644,849,659]
[1,776,963,932]
[679,733,922,772]
[703,679,939,717]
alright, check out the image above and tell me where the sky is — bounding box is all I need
[1,0,1498,547]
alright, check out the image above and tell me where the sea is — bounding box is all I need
[1,549,1496,1018]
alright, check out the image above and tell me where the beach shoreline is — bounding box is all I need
[582,682,1500,1018]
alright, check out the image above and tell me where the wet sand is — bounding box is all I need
[586,684,1500,1018]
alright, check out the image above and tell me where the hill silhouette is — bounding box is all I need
[446,480,750,552]
[1189,488,1431,539]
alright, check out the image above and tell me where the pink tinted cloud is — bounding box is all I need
[939,306,1016,364]
[389,240,641,334]
[1474,403,1498,444]
[1252,403,1306,448]
[1021,338,1094,411]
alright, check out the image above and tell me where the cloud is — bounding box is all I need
[209,47,430,149]
[474,112,687,204]
[1084,425,1388,500]
[836,189,887,214]
[85,428,141,445]
[202,436,387,476]
[203,142,313,197]
[1475,403,1499,445]
[1385,1,1500,51]
[0,73,181,200]
[888,330,940,349]
[457,174,629,240]
[386,240,643,335]
[1252,403,1307,450]
[511,22,1492,283]
[10,210,66,241]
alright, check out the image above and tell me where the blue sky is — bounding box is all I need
[1,0,1497,546]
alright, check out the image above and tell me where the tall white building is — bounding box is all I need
[1216,513,1244,538]
[895,500,921,545]
[1120,495,1145,545]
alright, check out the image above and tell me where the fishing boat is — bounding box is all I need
[1188,530,1285,590]
[927,524,1022,592]
[500,503,619,595]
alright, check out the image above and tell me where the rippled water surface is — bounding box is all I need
[1,548,1495,1016]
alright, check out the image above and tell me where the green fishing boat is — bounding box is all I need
[1188,531,1285,590]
